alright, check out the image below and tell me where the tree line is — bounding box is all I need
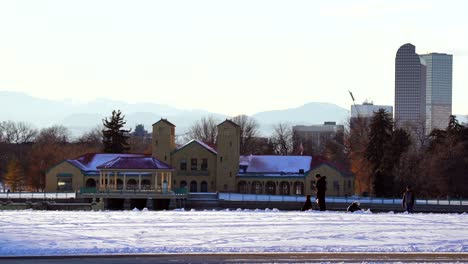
[349,109,468,198]
[1,109,467,198]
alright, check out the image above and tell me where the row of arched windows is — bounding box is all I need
[237,181,305,195]
[86,178,153,190]
[179,180,209,192]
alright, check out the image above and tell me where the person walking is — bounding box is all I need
[315,174,327,211]
[402,185,415,213]
[301,194,313,211]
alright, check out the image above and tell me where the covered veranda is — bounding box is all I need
[95,156,174,193]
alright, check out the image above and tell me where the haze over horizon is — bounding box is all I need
[1,1,467,116]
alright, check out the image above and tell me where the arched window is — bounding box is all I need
[279,181,290,195]
[116,179,123,190]
[85,178,96,188]
[294,181,304,195]
[141,179,151,190]
[200,181,208,192]
[238,181,247,194]
[265,181,276,195]
[251,181,262,194]
[180,181,187,189]
[190,181,197,192]
[127,179,137,190]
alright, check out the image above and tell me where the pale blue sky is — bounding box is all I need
[0,0,467,116]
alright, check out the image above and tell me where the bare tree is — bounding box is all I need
[185,116,220,145]
[36,125,70,144]
[0,121,37,144]
[346,116,372,196]
[271,122,293,155]
[232,115,260,155]
[76,125,103,149]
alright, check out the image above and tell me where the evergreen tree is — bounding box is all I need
[4,159,25,192]
[102,110,130,153]
[133,124,147,137]
[365,109,393,197]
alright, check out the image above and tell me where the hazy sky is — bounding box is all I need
[0,0,467,116]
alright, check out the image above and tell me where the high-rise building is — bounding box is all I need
[350,101,393,129]
[420,53,453,132]
[395,43,427,133]
[351,101,393,119]
[395,43,453,135]
[293,122,344,155]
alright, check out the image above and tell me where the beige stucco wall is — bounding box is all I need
[45,161,84,192]
[236,177,307,195]
[171,142,217,192]
[310,165,354,196]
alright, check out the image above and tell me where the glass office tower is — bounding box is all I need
[420,53,453,132]
[394,43,427,134]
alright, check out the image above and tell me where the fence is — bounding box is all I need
[1,192,467,206]
[0,192,76,199]
[218,193,468,206]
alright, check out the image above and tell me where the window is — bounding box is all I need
[191,158,197,171]
[333,181,340,192]
[180,160,187,171]
[57,177,72,191]
[201,159,208,171]
[201,181,208,192]
[190,181,197,192]
[220,156,223,162]
[310,180,316,191]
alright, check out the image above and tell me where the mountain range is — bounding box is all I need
[0,91,350,137]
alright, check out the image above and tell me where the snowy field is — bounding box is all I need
[0,209,467,256]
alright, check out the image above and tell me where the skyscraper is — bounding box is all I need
[395,43,426,133]
[395,43,452,135]
[420,53,453,132]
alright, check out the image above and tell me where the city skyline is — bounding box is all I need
[0,1,467,116]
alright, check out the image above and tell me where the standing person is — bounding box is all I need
[402,185,415,213]
[301,194,313,211]
[315,174,327,211]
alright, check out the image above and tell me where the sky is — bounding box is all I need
[0,209,467,256]
[0,0,467,116]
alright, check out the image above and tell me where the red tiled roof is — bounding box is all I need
[97,156,173,170]
[153,118,175,127]
[311,156,352,175]
[175,139,217,155]
[239,155,312,174]
[68,153,147,171]
[217,119,239,127]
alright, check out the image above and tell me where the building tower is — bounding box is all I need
[152,119,176,163]
[215,119,240,192]
[419,53,453,133]
[395,43,427,134]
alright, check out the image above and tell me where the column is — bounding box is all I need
[114,171,117,190]
[123,174,127,191]
[167,172,172,191]
[138,173,142,191]
[107,172,110,190]
[99,171,102,190]
[155,172,159,192]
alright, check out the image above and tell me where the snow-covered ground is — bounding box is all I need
[0,209,467,256]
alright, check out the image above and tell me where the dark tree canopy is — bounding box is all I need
[232,115,260,155]
[365,109,412,197]
[102,110,130,153]
[133,124,147,137]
